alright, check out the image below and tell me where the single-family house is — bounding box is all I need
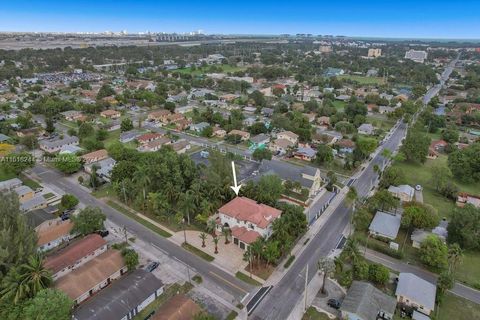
[396,273,436,315]
[277,131,299,145]
[25,208,57,232]
[137,137,171,152]
[336,139,355,154]
[55,249,127,305]
[254,159,323,198]
[212,126,227,138]
[14,185,35,202]
[228,129,250,141]
[269,138,295,154]
[293,147,317,161]
[369,211,402,240]
[137,132,164,144]
[61,110,84,122]
[100,109,121,119]
[456,193,480,208]
[217,197,282,249]
[0,133,10,142]
[171,140,190,154]
[0,178,23,191]
[37,220,74,252]
[81,149,108,165]
[44,234,107,280]
[190,122,210,133]
[340,281,397,320]
[388,185,415,202]
[262,107,274,117]
[249,134,270,149]
[73,269,164,320]
[148,110,170,123]
[85,157,116,182]
[411,220,448,248]
[59,145,83,154]
[20,195,48,212]
[317,116,331,127]
[39,135,79,153]
[358,123,375,135]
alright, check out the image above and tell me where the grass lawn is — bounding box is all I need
[181,242,215,262]
[226,310,238,320]
[20,175,41,190]
[235,271,262,286]
[332,100,346,111]
[366,114,396,132]
[107,200,172,238]
[391,155,480,219]
[455,251,480,289]
[437,292,480,320]
[43,192,55,199]
[133,282,194,320]
[91,184,115,198]
[0,167,16,181]
[302,307,332,320]
[338,74,385,85]
[103,129,138,149]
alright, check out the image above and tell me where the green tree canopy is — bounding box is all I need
[71,207,106,235]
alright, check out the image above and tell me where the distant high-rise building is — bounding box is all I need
[368,48,382,58]
[405,49,428,63]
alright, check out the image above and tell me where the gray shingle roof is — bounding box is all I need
[73,269,164,320]
[341,281,397,320]
[396,273,436,311]
[25,209,56,229]
[369,211,401,239]
[254,159,318,189]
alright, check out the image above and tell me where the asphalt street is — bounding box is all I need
[249,57,460,320]
[29,165,253,302]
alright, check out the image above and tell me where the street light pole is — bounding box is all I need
[304,264,309,311]
[182,218,187,244]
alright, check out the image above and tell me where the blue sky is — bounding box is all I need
[1,1,479,39]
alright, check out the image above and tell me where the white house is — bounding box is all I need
[217,197,282,250]
[396,273,436,316]
[37,220,75,252]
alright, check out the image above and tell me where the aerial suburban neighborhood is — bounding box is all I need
[0,3,480,320]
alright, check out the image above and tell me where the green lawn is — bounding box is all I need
[235,271,261,286]
[302,307,332,320]
[437,292,480,320]
[332,100,346,111]
[104,129,138,149]
[391,155,480,219]
[338,74,385,85]
[0,167,16,181]
[455,251,480,289]
[181,242,215,262]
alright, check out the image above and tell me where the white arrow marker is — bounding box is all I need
[230,161,242,196]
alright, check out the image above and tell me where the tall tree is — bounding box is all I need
[18,255,52,298]
[318,257,336,293]
[71,207,106,235]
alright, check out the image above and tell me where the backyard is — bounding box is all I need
[337,74,385,85]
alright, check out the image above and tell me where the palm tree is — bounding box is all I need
[178,191,196,225]
[447,243,463,274]
[133,166,151,212]
[212,236,219,254]
[206,219,217,236]
[243,247,254,278]
[222,227,230,244]
[199,233,207,248]
[346,186,358,206]
[249,239,264,268]
[318,257,335,294]
[19,255,52,297]
[0,268,30,304]
[343,238,361,264]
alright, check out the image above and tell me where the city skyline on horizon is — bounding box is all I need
[1,1,480,39]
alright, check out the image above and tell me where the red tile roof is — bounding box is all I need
[218,197,281,229]
[44,234,106,274]
[137,132,163,143]
[231,226,261,244]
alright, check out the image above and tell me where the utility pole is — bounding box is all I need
[304,264,309,311]
[123,226,128,244]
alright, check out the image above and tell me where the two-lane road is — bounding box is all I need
[29,165,253,302]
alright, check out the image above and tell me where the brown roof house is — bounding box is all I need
[44,234,107,280]
[100,109,121,119]
[37,220,75,252]
[55,249,127,305]
[80,149,108,165]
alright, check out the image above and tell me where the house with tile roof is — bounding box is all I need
[217,197,282,250]
[80,149,108,165]
[277,131,299,144]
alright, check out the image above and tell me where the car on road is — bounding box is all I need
[327,298,341,309]
[145,261,160,272]
[95,229,110,237]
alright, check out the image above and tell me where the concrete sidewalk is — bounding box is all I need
[265,186,349,287]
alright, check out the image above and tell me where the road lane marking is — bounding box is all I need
[209,271,248,294]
